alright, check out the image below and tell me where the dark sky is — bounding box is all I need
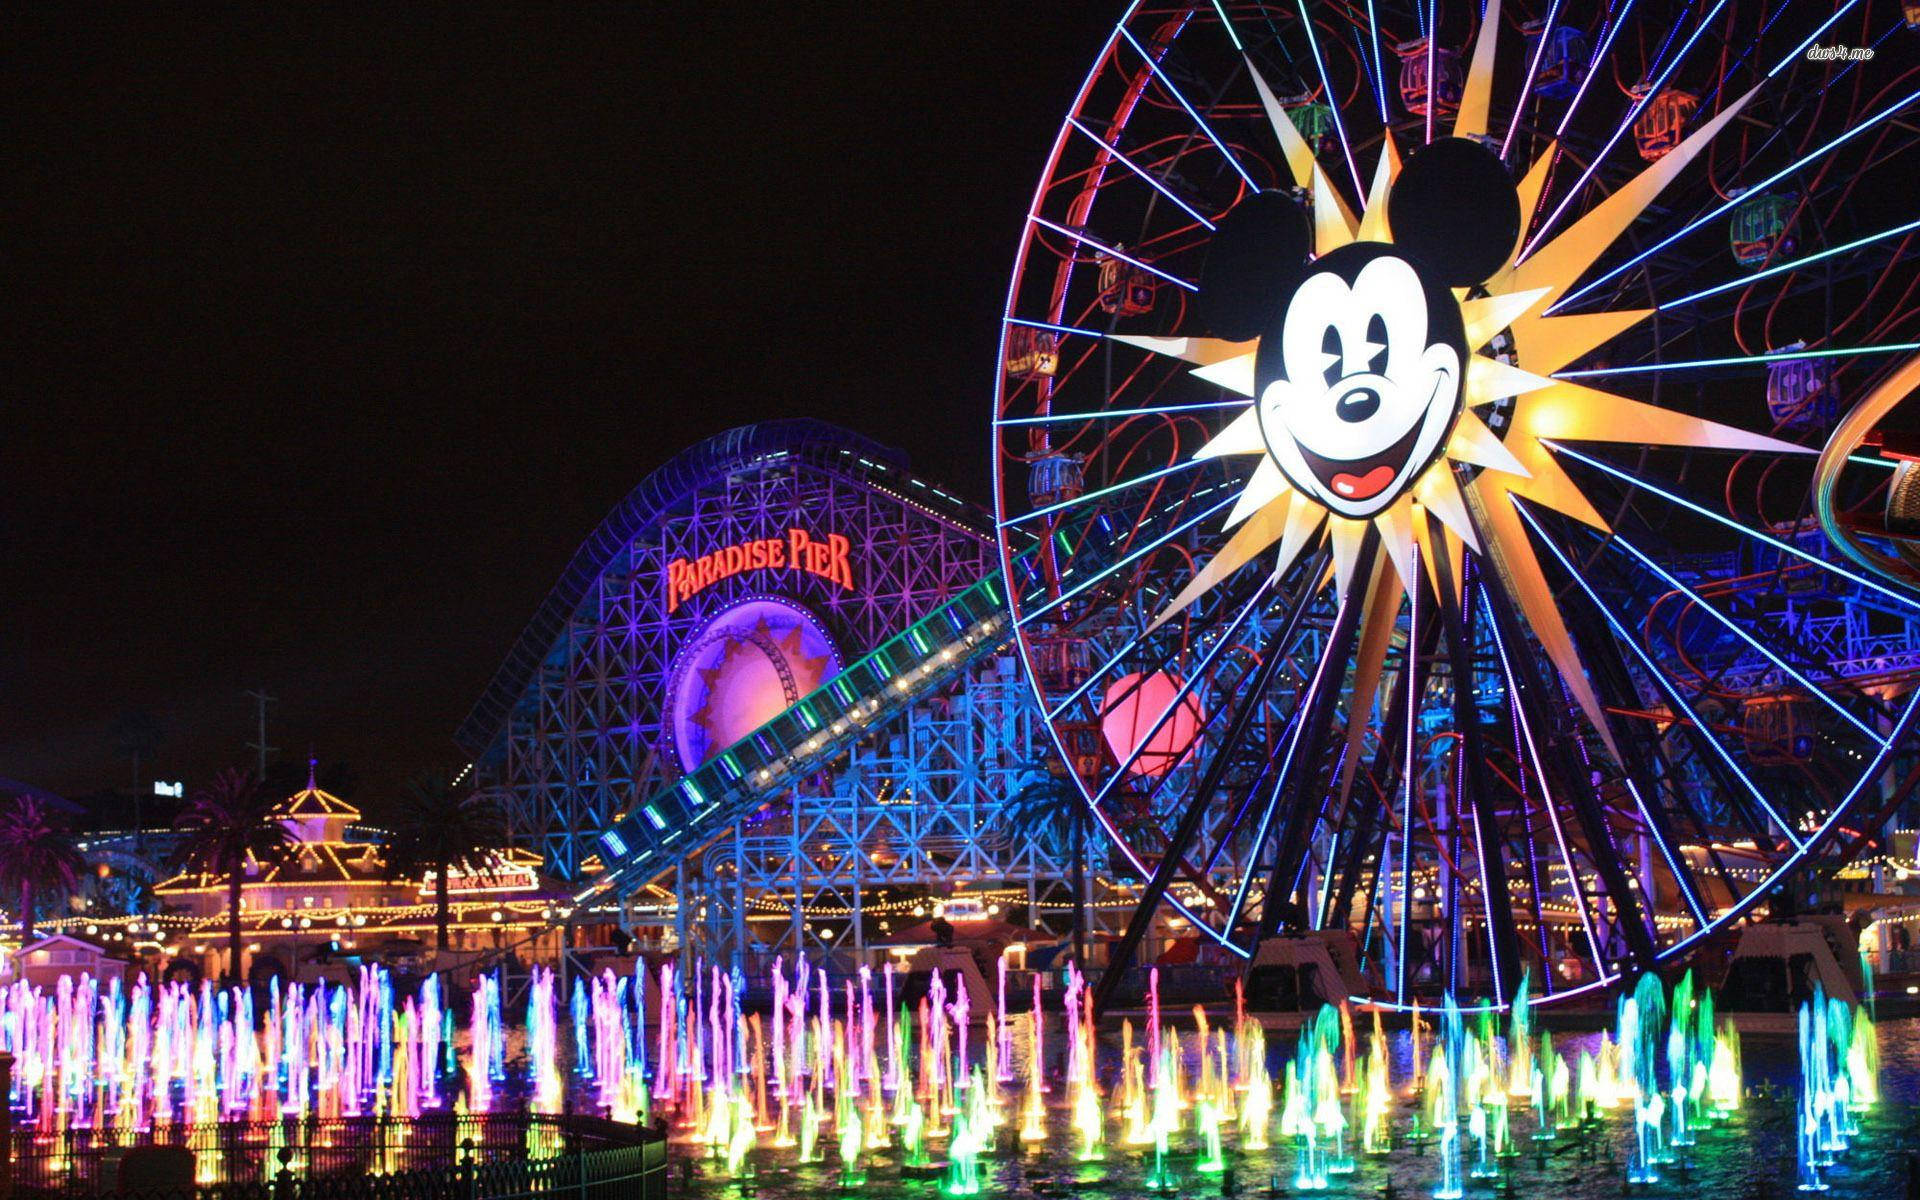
[4,6,1114,802]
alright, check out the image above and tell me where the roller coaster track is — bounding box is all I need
[1815,353,1920,593]
[572,565,1022,905]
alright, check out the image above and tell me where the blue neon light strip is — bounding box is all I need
[1209,0,1244,52]
[1555,342,1920,378]
[1545,439,1920,614]
[1552,0,1640,139]
[1117,27,1261,192]
[1770,0,1862,77]
[1500,0,1566,157]
[1363,0,1392,124]
[1661,218,1920,309]
[1292,0,1363,194]
[1067,117,1218,231]
[1480,573,1615,974]
[1005,315,1106,340]
[1028,214,1197,292]
[1553,87,1920,311]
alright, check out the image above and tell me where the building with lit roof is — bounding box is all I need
[151,768,559,985]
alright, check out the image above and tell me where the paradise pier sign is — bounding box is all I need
[666,528,855,612]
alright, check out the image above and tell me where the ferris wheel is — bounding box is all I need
[991,0,1920,1008]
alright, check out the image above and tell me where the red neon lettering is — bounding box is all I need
[665,529,855,610]
[827,533,852,591]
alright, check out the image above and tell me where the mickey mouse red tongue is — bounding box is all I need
[1296,418,1428,505]
[1331,464,1397,501]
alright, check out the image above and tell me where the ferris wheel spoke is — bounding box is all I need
[1555,342,1920,379]
[1517,502,1809,852]
[998,458,1208,530]
[1659,217,1920,309]
[1065,116,1220,232]
[1431,558,1523,997]
[1027,215,1199,292]
[1546,440,1920,614]
[1482,576,1611,988]
[1015,490,1241,628]
[1546,0,1641,143]
[1359,0,1391,124]
[1551,85,1920,312]
[1499,0,1567,157]
[1769,0,1865,77]
[1255,537,1378,947]
[1592,527,1891,746]
[1115,27,1261,193]
[1090,608,1305,1013]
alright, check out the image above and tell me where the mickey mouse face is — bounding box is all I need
[1198,138,1522,522]
[1253,243,1465,518]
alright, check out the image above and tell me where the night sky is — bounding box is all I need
[5,6,1114,803]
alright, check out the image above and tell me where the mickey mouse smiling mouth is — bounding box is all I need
[1291,371,1454,504]
[1253,243,1465,520]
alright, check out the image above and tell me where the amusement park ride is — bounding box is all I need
[460,1,1920,1011]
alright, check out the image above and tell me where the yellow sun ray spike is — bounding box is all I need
[1195,405,1267,459]
[1334,560,1406,807]
[1224,458,1294,528]
[1513,310,1653,377]
[1516,382,1813,455]
[1108,334,1256,365]
[1494,436,1610,531]
[1374,496,1420,592]
[1506,145,1557,271]
[1410,504,1466,600]
[1355,135,1401,243]
[1314,166,1358,256]
[1247,56,1358,227]
[1328,516,1372,600]
[1274,495,1328,582]
[1501,85,1759,313]
[1453,0,1503,140]
[1150,493,1296,630]
[1467,484,1623,762]
[1413,464,1481,552]
[1446,410,1531,477]
[1191,353,1257,396]
[1460,288,1549,350]
[1465,355,1557,407]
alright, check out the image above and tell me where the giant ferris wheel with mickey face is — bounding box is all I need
[992,0,1920,1007]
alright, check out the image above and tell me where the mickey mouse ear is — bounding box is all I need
[1197,190,1312,341]
[1386,137,1521,287]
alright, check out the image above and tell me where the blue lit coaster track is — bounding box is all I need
[991,0,1920,1010]
[572,566,1018,905]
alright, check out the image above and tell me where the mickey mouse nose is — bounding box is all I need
[1336,386,1381,423]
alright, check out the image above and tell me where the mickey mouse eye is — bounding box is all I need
[1319,325,1342,388]
[1365,313,1389,376]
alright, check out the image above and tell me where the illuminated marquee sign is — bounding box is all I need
[666,528,854,612]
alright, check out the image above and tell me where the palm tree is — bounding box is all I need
[0,795,85,943]
[383,771,511,957]
[175,769,292,985]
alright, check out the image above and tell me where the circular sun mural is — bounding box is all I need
[670,598,841,772]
